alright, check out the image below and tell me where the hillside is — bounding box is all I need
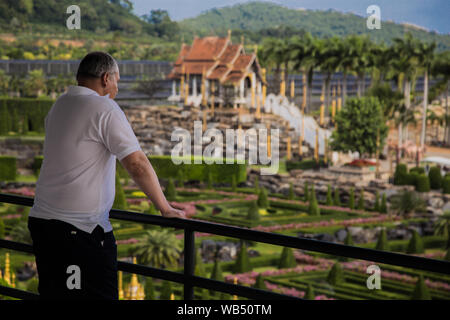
[179,1,450,51]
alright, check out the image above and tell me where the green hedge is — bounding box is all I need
[0,156,16,181]
[286,159,327,171]
[148,155,247,183]
[32,156,44,177]
[443,177,450,194]
[0,98,54,135]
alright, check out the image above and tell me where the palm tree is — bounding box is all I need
[431,51,450,145]
[130,229,182,269]
[345,35,372,97]
[258,37,290,95]
[391,33,420,151]
[417,40,437,147]
[316,37,342,119]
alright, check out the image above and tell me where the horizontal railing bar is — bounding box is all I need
[0,239,34,254]
[1,193,450,275]
[0,285,39,300]
[118,261,301,300]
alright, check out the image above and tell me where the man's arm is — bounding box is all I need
[119,150,186,218]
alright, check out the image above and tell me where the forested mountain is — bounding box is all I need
[179,2,450,51]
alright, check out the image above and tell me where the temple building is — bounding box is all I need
[167,31,265,109]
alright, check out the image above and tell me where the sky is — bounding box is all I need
[131,0,450,34]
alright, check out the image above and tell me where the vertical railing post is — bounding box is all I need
[184,228,195,300]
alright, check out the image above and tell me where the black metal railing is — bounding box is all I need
[1,192,449,300]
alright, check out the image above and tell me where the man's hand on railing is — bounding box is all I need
[161,202,187,219]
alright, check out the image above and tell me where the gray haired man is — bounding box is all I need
[28,52,186,300]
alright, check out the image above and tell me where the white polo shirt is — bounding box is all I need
[29,85,142,233]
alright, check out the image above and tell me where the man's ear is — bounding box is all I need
[100,72,109,87]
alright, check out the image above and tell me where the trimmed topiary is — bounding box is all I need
[411,274,431,300]
[344,230,354,246]
[165,178,177,201]
[247,200,260,221]
[380,193,388,213]
[326,185,333,206]
[428,166,442,190]
[415,174,430,193]
[159,280,173,300]
[348,188,355,210]
[327,262,345,286]
[443,176,450,194]
[176,168,185,188]
[394,163,408,185]
[209,258,225,297]
[358,189,365,210]
[308,185,320,216]
[288,182,295,200]
[304,181,309,202]
[278,247,296,269]
[375,229,390,251]
[147,202,158,215]
[145,277,155,300]
[0,156,17,181]
[253,274,267,290]
[407,230,424,254]
[257,187,269,209]
[234,241,252,273]
[333,187,341,206]
[304,284,315,300]
[113,173,128,210]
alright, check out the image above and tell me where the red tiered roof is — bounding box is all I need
[167,36,262,85]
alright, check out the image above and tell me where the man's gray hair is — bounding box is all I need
[76,52,118,80]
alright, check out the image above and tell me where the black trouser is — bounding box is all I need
[27,217,118,300]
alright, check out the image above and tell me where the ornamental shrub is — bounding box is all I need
[376,229,390,251]
[278,247,296,269]
[415,174,430,193]
[253,275,267,290]
[326,185,333,206]
[0,156,16,181]
[113,173,127,210]
[443,177,450,194]
[234,241,252,273]
[411,275,431,300]
[165,178,177,201]
[304,284,315,300]
[257,187,269,209]
[394,163,408,185]
[327,262,345,286]
[428,166,442,190]
[407,230,424,254]
[308,185,320,216]
[247,200,260,221]
[159,280,172,300]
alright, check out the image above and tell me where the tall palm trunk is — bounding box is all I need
[307,68,314,114]
[446,81,449,145]
[404,79,411,142]
[420,70,429,147]
[398,76,405,159]
[342,72,348,107]
[325,74,331,122]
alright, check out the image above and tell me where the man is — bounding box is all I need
[27,52,186,300]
